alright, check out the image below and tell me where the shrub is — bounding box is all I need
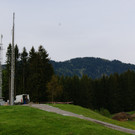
[95,108,111,118]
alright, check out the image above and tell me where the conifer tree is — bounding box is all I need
[14,45,20,96]
[27,46,54,102]
[5,44,12,101]
[20,47,28,93]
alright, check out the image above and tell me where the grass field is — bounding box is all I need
[0,105,132,135]
[50,104,135,130]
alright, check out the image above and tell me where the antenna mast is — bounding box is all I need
[10,12,15,105]
[0,34,3,105]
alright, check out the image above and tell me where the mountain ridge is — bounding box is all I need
[51,57,135,78]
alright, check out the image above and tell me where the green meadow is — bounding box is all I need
[0,105,133,135]
[50,104,135,130]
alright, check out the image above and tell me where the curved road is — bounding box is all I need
[26,104,135,134]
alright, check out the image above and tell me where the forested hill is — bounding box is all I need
[51,57,135,78]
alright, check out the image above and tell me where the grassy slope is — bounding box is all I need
[50,104,135,130]
[126,111,135,127]
[0,106,131,135]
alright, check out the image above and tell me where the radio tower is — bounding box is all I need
[10,13,15,105]
[0,34,4,105]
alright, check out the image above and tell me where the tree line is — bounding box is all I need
[2,44,135,113]
[58,71,135,113]
[2,44,54,102]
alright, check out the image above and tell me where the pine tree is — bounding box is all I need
[14,45,20,96]
[27,46,54,102]
[5,44,12,101]
[20,47,28,93]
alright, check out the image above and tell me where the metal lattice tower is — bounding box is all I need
[0,35,3,102]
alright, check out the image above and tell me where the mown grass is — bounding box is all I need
[50,104,135,130]
[0,105,132,135]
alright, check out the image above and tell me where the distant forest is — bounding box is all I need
[51,57,135,78]
[58,71,135,113]
[2,44,135,113]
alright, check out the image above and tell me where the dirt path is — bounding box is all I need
[26,104,135,134]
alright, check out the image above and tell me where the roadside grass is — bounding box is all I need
[0,105,131,135]
[50,104,135,130]
[126,111,135,127]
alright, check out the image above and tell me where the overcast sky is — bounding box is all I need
[1,0,135,64]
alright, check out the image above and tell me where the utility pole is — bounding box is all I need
[10,13,15,105]
[0,34,4,105]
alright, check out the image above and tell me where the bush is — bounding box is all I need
[95,108,111,118]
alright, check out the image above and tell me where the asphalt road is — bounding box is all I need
[25,104,135,134]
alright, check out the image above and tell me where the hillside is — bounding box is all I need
[0,105,133,135]
[51,104,135,130]
[51,57,135,78]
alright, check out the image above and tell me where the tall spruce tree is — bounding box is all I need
[5,44,12,101]
[14,45,20,96]
[20,47,28,93]
[27,46,54,102]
